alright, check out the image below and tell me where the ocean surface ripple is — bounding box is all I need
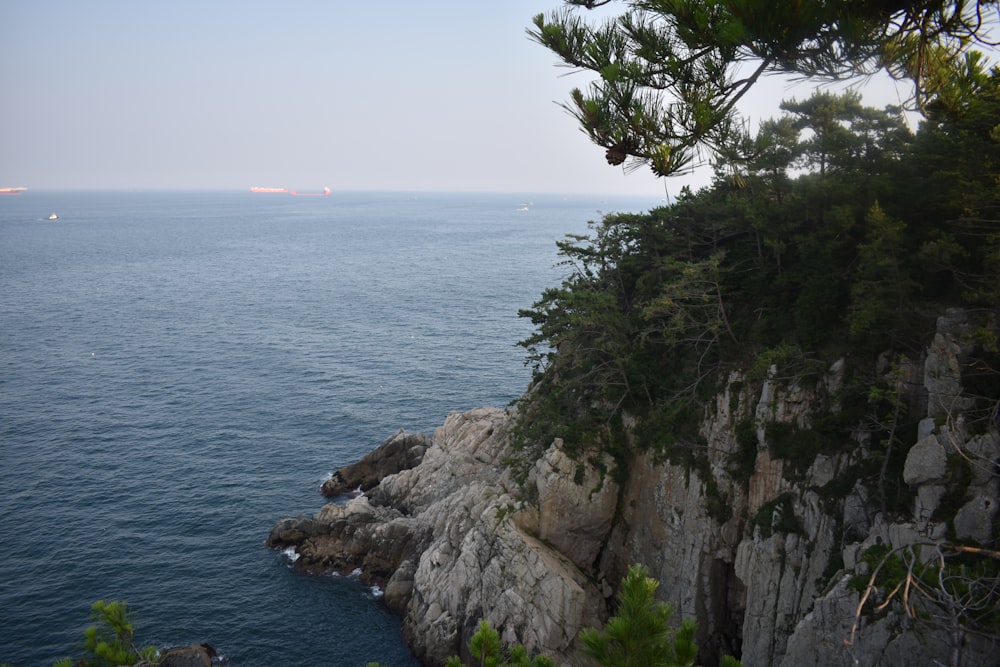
[0,190,659,666]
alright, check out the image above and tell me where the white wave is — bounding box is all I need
[281,547,300,563]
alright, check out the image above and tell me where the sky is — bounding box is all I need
[1,1,915,196]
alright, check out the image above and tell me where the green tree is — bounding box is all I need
[849,202,918,345]
[528,0,995,177]
[514,90,914,461]
[745,116,798,202]
[778,90,910,178]
[445,620,554,667]
[51,600,158,667]
[580,564,743,667]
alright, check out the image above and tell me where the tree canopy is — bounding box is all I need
[515,80,1000,508]
[529,0,998,177]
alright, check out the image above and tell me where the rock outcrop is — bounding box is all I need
[134,644,217,667]
[320,429,429,496]
[268,408,606,665]
[270,311,999,666]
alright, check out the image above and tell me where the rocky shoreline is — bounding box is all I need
[268,408,606,664]
[268,312,999,666]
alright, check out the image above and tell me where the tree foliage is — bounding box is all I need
[444,567,740,667]
[529,0,998,176]
[50,600,158,667]
[579,564,695,667]
[445,620,555,667]
[515,79,1000,495]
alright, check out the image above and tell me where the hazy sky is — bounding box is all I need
[1,1,913,195]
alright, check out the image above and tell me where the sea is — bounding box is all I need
[0,190,661,667]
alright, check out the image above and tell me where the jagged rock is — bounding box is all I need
[267,515,329,544]
[266,495,427,578]
[903,435,948,486]
[321,429,429,496]
[269,408,604,665]
[735,491,837,666]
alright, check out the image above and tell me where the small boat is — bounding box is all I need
[48,213,59,220]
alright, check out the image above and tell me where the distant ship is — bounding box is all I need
[249,186,330,196]
[48,213,59,220]
[290,187,331,197]
[0,186,27,196]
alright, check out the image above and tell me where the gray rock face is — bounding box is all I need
[924,309,975,419]
[268,310,999,666]
[903,434,948,486]
[532,440,618,572]
[781,569,999,667]
[269,408,605,665]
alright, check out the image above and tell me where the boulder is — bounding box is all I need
[903,435,948,486]
[383,558,417,614]
[954,495,997,544]
[158,644,216,667]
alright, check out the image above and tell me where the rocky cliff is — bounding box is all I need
[268,311,999,666]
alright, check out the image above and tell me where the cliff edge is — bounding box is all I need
[269,311,999,666]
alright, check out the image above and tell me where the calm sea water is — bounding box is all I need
[0,190,660,667]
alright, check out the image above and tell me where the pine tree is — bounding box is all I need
[528,1,995,177]
[580,564,696,667]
